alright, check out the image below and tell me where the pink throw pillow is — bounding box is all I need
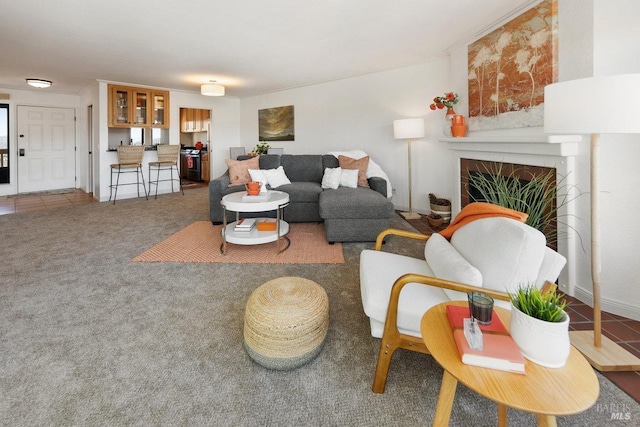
[338,155,370,187]
[226,156,259,186]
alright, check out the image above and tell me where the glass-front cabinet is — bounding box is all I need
[133,89,148,126]
[112,86,130,126]
[108,84,169,129]
[151,91,169,127]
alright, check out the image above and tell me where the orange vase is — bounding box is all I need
[451,115,467,137]
[442,107,456,136]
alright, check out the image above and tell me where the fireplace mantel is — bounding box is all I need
[441,134,582,157]
[443,133,584,294]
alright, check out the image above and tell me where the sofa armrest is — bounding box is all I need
[368,177,388,197]
[209,171,231,223]
[374,228,430,251]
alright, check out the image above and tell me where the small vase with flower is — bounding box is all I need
[430,92,459,136]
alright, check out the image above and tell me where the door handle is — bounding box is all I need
[19,149,25,156]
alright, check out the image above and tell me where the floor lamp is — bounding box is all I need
[393,118,425,220]
[544,74,640,371]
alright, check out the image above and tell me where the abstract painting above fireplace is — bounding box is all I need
[467,0,558,131]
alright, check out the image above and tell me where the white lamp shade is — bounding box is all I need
[393,118,425,139]
[544,73,640,134]
[201,83,225,96]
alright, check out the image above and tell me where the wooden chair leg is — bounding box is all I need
[372,334,398,393]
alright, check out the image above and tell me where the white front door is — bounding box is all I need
[17,106,76,193]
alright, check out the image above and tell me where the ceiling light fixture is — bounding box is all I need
[201,81,225,96]
[26,78,52,89]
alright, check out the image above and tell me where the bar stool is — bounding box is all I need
[148,144,184,199]
[109,146,147,204]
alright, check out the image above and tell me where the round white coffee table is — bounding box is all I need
[220,190,290,254]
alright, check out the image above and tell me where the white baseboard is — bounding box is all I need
[573,286,640,322]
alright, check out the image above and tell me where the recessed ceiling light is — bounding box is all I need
[26,79,52,88]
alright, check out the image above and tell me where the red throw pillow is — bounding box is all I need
[225,156,259,186]
[338,155,370,187]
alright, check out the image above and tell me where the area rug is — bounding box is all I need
[132,221,344,264]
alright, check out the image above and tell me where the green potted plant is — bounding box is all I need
[508,284,570,368]
[254,142,271,155]
[466,163,581,249]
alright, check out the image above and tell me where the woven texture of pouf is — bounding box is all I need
[244,277,329,370]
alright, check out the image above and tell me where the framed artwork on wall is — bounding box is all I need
[467,0,558,131]
[259,105,294,141]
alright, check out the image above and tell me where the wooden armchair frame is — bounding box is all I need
[371,228,556,394]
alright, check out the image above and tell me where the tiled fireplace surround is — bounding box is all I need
[445,133,582,295]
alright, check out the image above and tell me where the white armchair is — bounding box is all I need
[359,216,566,393]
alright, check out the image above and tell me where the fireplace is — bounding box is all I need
[460,159,558,251]
[445,133,582,294]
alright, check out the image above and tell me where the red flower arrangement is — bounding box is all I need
[429,92,459,110]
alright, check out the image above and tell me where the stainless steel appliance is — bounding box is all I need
[180,148,202,182]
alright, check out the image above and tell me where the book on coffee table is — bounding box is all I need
[234,218,256,231]
[446,305,526,374]
[242,192,271,202]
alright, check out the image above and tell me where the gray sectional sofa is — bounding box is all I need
[209,154,395,242]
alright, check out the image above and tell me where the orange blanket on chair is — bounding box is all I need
[438,202,528,240]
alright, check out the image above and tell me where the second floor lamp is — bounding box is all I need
[544,74,640,371]
[393,118,425,220]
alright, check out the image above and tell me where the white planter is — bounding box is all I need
[509,303,571,368]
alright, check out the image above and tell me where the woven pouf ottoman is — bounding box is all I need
[244,277,329,370]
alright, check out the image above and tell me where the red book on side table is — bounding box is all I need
[446,305,526,374]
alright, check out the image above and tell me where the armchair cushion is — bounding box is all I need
[424,233,482,301]
[360,249,449,338]
[450,217,546,295]
[536,246,567,288]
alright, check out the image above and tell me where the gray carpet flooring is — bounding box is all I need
[1,187,638,426]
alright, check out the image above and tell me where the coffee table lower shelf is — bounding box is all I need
[221,219,290,254]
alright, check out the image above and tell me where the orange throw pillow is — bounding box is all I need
[226,156,259,186]
[338,155,370,187]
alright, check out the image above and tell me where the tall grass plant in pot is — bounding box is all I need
[509,284,570,368]
[466,163,581,250]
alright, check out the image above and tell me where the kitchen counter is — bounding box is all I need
[107,146,158,152]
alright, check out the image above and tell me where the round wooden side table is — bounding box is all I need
[421,301,599,426]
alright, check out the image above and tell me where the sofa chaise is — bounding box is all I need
[209,154,395,242]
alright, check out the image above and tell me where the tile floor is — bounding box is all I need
[402,211,640,403]
[0,189,96,215]
[0,180,208,216]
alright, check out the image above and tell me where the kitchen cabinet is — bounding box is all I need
[180,108,194,132]
[180,108,210,133]
[151,91,169,128]
[201,153,210,181]
[108,84,169,129]
[199,109,210,132]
